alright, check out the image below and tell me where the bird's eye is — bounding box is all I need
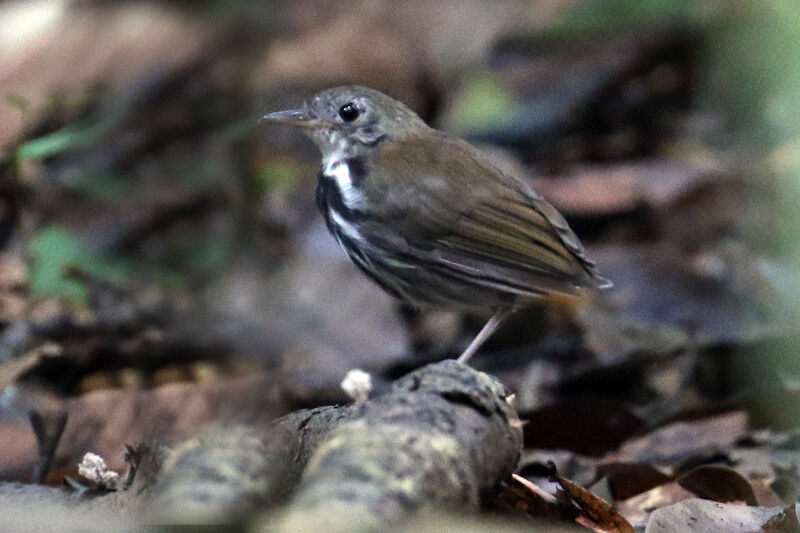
[338,103,359,122]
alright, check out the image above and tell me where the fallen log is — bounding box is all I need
[271,359,523,531]
[151,360,523,529]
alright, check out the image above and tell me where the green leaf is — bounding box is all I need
[6,94,30,113]
[558,0,695,36]
[70,172,136,201]
[446,75,517,133]
[27,227,129,301]
[255,159,299,195]
[17,120,111,161]
[216,117,255,144]
[182,238,234,275]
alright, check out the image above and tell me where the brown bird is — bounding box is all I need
[263,86,611,363]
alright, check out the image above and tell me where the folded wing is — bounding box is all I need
[363,134,612,301]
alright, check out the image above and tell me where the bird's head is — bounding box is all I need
[262,85,427,160]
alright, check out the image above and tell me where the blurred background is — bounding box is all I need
[1,0,799,507]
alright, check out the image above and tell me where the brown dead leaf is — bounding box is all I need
[605,412,748,466]
[554,471,635,533]
[658,180,764,250]
[762,503,800,533]
[0,421,36,482]
[644,498,798,533]
[617,482,696,528]
[0,253,26,288]
[259,0,552,111]
[532,160,717,216]
[676,465,758,506]
[0,3,216,150]
[595,462,672,501]
[0,372,279,482]
[0,293,27,322]
[258,14,427,113]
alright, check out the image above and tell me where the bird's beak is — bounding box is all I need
[260,108,327,129]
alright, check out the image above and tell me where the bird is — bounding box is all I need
[262,86,611,364]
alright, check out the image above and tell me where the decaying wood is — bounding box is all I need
[272,360,522,532]
[149,360,523,529]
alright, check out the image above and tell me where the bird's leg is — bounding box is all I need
[456,309,511,364]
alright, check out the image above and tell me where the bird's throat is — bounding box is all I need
[321,156,368,211]
[315,157,370,260]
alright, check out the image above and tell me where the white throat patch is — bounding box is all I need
[323,158,367,210]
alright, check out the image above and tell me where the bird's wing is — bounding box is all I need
[363,134,611,299]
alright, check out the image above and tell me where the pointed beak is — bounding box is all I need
[260,108,327,129]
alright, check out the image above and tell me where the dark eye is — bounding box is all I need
[338,103,359,122]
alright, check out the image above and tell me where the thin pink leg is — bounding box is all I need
[456,310,510,364]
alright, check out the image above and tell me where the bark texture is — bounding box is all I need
[273,359,522,532]
[148,360,522,529]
